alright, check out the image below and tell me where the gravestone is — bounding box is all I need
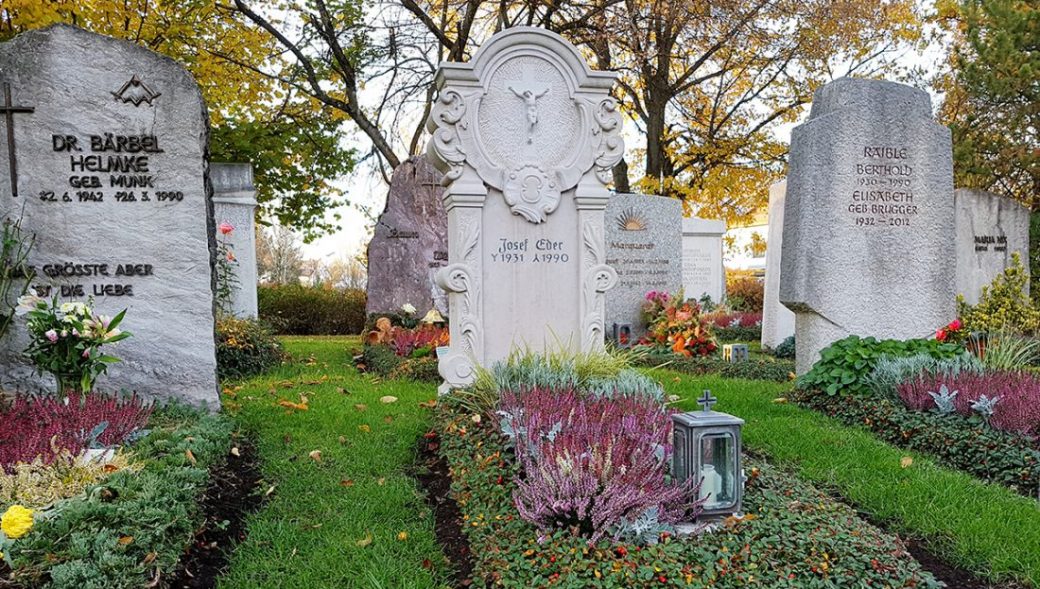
[426,27,624,391]
[605,193,682,338]
[761,180,795,349]
[211,162,258,318]
[954,188,1029,305]
[682,217,726,304]
[0,25,219,407]
[780,77,955,374]
[366,155,448,317]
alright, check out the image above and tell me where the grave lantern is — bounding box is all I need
[611,323,633,348]
[672,390,744,519]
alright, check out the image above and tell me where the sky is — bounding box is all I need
[298,7,950,263]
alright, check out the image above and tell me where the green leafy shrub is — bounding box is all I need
[724,275,764,312]
[433,397,940,588]
[797,336,963,396]
[712,325,761,342]
[258,284,365,335]
[5,407,235,588]
[216,317,284,380]
[958,253,1040,335]
[773,335,796,359]
[793,389,1040,497]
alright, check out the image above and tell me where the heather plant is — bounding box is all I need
[499,387,700,543]
[897,371,1040,437]
[864,351,982,399]
[0,393,152,470]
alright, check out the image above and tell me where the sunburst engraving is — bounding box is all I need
[615,207,647,231]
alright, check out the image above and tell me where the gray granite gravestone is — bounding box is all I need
[212,163,258,318]
[780,77,955,374]
[605,193,682,339]
[761,180,795,349]
[0,25,219,407]
[366,155,449,318]
[426,27,624,392]
[954,188,1030,305]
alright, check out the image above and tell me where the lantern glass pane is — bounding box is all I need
[698,432,736,510]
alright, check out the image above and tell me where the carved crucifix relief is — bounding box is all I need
[0,82,34,197]
[508,70,549,145]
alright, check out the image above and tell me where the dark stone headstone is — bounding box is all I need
[365,155,448,317]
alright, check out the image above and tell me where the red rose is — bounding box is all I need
[949,319,962,331]
[936,328,947,341]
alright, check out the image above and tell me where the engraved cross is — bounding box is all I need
[508,70,549,144]
[0,82,34,198]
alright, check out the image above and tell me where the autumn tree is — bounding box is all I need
[0,0,356,240]
[257,225,305,285]
[937,0,1038,206]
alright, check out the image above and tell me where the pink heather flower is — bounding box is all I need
[45,330,58,343]
[219,221,234,235]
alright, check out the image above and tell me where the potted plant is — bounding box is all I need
[16,294,131,395]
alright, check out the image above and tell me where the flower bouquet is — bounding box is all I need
[17,294,131,395]
[637,291,717,357]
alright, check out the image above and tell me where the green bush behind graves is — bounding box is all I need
[258,284,366,335]
[216,317,285,380]
[7,407,234,589]
[797,336,963,396]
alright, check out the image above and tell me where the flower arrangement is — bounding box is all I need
[366,316,449,358]
[638,291,717,357]
[498,386,699,543]
[16,294,131,394]
[215,221,239,315]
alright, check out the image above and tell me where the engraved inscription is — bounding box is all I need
[849,145,919,227]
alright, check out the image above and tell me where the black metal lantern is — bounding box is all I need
[672,390,744,519]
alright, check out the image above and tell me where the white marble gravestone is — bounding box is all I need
[761,180,795,349]
[0,25,219,407]
[954,188,1030,305]
[605,193,682,339]
[681,217,726,304]
[212,163,258,318]
[426,27,624,391]
[780,77,955,374]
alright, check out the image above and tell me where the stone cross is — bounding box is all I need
[508,69,550,144]
[697,390,718,413]
[0,82,34,197]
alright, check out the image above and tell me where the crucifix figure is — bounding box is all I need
[508,71,549,144]
[0,82,34,198]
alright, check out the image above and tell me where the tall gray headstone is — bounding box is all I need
[605,193,682,339]
[781,77,955,374]
[0,25,219,407]
[682,217,726,304]
[954,188,1030,305]
[366,155,448,318]
[426,27,624,392]
[212,162,258,318]
[761,180,795,349]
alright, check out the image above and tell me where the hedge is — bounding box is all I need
[258,285,366,335]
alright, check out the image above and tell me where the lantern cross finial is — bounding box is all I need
[697,390,718,413]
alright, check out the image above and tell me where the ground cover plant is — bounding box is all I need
[435,395,940,588]
[1,406,235,589]
[652,370,1040,586]
[217,336,451,588]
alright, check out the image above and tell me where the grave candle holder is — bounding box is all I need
[672,390,745,520]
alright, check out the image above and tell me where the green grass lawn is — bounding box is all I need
[651,369,1040,587]
[219,336,449,589]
